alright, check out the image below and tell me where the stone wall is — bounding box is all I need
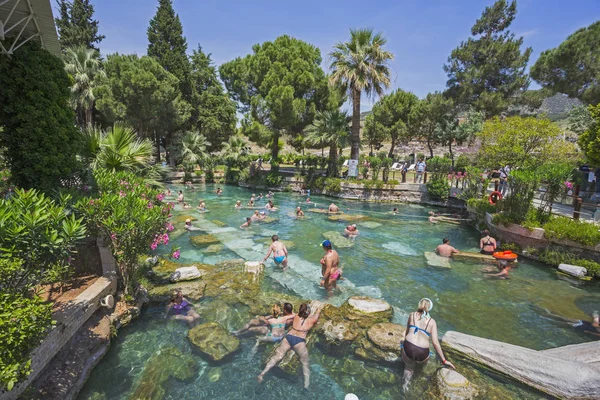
[0,240,117,400]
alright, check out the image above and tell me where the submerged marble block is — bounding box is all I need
[188,322,240,361]
[558,263,587,278]
[169,266,202,283]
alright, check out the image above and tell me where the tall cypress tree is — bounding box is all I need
[147,0,191,99]
[444,0,531,116]
[55,0,105,51]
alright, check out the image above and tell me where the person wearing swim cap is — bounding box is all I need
[401,298,455,392]
[320,240,340,297]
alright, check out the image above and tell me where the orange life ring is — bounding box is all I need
[489,191,503,205]
[493,250,518,261]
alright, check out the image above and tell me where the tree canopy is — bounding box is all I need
[329,28,393,161]
[220,35,329,163]
[147,0,191,99]
[578,104,600,165]
[55,0,105,51]
[0,42,80,191]
[477,116,579,169]
[190,47,237,152]
[96,54,191,159]
[369,89,419,157]
[409,92,454,158]
[531,21,600,105]
[444,0,531,116]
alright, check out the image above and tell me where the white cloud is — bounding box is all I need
[517,29,538,38]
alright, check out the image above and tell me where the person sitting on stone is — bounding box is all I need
[233,303,295,343]
[401,298,455,392]
[164,289,200,326]
[479,230,497,255]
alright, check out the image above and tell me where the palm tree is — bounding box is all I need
[180,132,211,170]
[329,29,393,161]
[222,135,250,170]
[64,46,106,127]
[305,110,351,177]
[81,123,154,177]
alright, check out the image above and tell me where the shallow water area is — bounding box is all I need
[79,184,600,399]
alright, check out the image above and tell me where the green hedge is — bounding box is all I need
[538,249,600,278]
[544,217,600,247]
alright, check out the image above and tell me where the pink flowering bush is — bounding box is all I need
[76,170,172,293]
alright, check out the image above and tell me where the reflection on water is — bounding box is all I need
[79,184,599,399]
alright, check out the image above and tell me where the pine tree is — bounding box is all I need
[444,0,532,116]
[55,0,105,51]
[147,0,191,99]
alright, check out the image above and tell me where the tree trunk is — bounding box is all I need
[329,143,338,177]
[351,88,361,161]
[154,131,161,163]
[271,130,279,172]
[448,141,454,168]
[388,133,396,158]
[427,135,434,158]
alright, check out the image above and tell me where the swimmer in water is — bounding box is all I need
[428,211,439,223]
[164,289,200,326]
[344,224,359,238]
[233,303,295,342]
[320,240,340,297]
[435,238,459,257]
[216,188,223,195]
[265,200,278,210]
[240,217,252,229]
[166,188,172,196]
[484,260,512,279]
[392,207,398,215]
[197,200,206,211]
[296,207,305,217]
[235,200,242,209]
[182,202,191,209]
[328,203,340,213]
[258,303,322,389]
[251,210,266,222]
[248,199,255,207]
[184,218,200,231]
[258,193,263,200]
[177,190,184,204]
[306,197,311,203]
[262,234,289,268]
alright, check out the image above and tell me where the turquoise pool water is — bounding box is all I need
[79,184,600,399]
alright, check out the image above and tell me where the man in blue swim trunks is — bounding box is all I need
[262,235,289,268]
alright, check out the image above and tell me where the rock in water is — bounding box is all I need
[322,231,354,248]
[382,242,418,256]
[442,330,600,399]
[424,252,451,269]
[360,221,382,229]
[169,266,202,282]
[434,368,478,400]
[367,323,405,352]
[204,244,225,254]
[129,347,197,400]
[321,319,360,343]
[188,322,240,361]
[558,263,587,278]
[340,297,393,328]
[190,234,220,247]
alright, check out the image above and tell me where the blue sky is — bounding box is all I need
[58,0,599,111]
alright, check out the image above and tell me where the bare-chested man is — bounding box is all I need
[328,203,340,213]
[295,207,305,217]
[435,238,459,257]
[262,235,289,268]
[320,240,340,296]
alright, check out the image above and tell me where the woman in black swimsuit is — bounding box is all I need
[401,298,455,392]
[258,303,322,389]
[479,230,497,255]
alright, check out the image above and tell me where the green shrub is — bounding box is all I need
[427,174,450,200]
[498,242,521,252]
[324,178,342,193]
[467,197,496,215]
[265,172,284,187]
[454,154,472,173]
[76,170,172,293]
[497,169,539,224]
[387,179,400,186]
[0,292,53,391]
[544,216,600,247]
[0,189,85,292]
[538,249,600,278]
[575,259,600,278]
